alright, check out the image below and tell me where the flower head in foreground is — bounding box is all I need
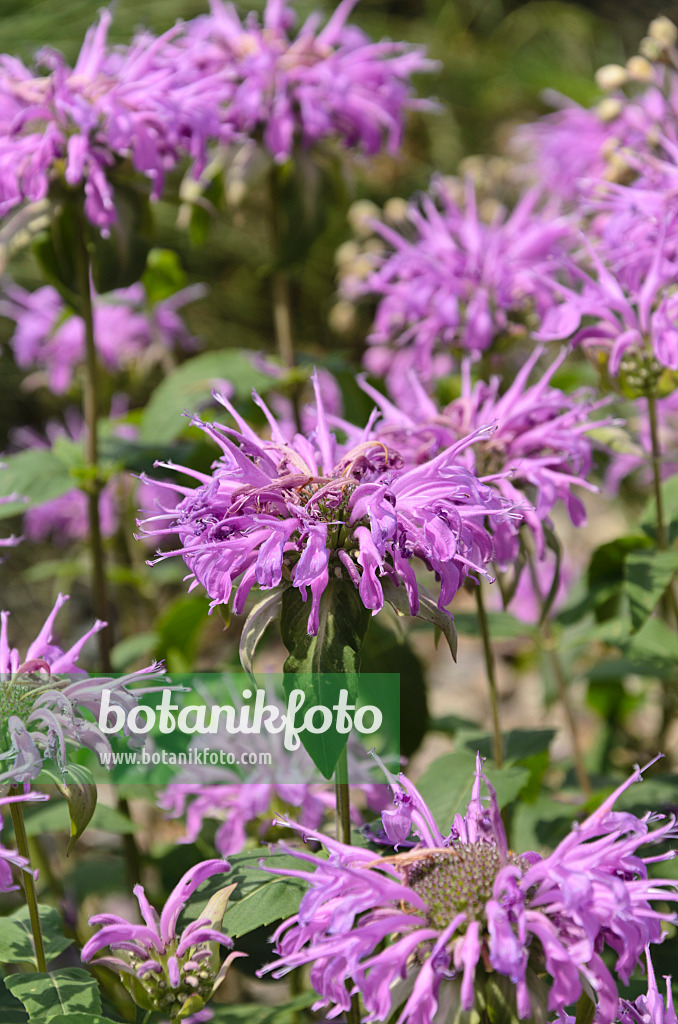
[356,346,608,563]
[341,177,572,386]
[0,10,225,227]
[618,948,677,1024]
[185,0,437,163]
[82,860,242,1021]
[262,754,678,1024]
[0,593,165,785]
[138,374,520,634]
[0,279,204,395]
[0,789,48,891]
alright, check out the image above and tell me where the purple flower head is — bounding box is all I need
[342,178,572,387]
[356,346,608,564]
[82,859,243,1020]
[261,753,678,1024]
[137,372,520,634]
[0,11,226,228]
[0,789,48,892]
[619,948,677,1024]
[184,0,437,163]
[0,593,165,785]
[0,279,203,395]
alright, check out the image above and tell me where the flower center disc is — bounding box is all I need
[408,843,505,929]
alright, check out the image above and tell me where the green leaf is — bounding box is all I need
[41,1016,121,1024]
[140,350,276,443]
[624,548,678,632]
[182,849,310,939]
[239,587,287,678]
[142,247,188,304]
[0,906,72,967]
[415,752,529,834]
[586,534,651,623]
[641,472,678,546]
[207,993,316,1024]
[16,801,138,839]
[0,449,74,519]
[0,979,28,1024]
[88,182,152,294]
[5,969,101,1019]
[625,616,678,664]
[451,611,532,639]
[281,581,371,676]
[381,579,458,660]
[280,582,371,778]
[35,764,97,855]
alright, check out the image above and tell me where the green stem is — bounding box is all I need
[647,393,667,550]
[269,168,302,430]
[9,792,47,972]
[524,547,592,798]
[475,584,503,766]
[74,213,112,672]
[117,795,143,888]
[333,746,361,1024]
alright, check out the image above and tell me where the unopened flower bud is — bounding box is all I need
[328,301,357,335]
[639,36,664,61]
[626,55,654,81]
[334,240,360,267]
[595,64,627,90]
[383,197,409,223]
[596,98,623,122]
[648,15,678,47]
[347,199,381,238]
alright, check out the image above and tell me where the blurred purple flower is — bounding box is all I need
[0,10,225,227]
[0,463,25,556]
[138,372,520,634]
[262,753,678,1024]
[619,948,677,1024]
[0,279,203,395]
[0,592,165,785]
[82,859,242,1019]
[0,789,48,891]
[343,178,572,386]
[184,0,437,162]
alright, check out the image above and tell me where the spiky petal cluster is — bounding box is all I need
[0,280,204,395]
[138,375,519,634]
[356,346,607,564]
[183,0,437,162]
[0,593,165,785]
[0,789,48,892]
[82,860,242,1020]
[261,754,678,1024]
[0,10,224,227]
[341,177,572,385]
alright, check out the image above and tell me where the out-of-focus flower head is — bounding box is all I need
[0,10,226,228]
[0,279,204,395]
[354,346,608,565]
[340,177,572,388]
[184,0,438,163]
[137,372,521,634]
[0,463,25,557]
[261,753,678,1023]
[11,404,181,547]
[82,859,243,1020]
[0,593,166,785]
[0,789,48,891]
[159,692,388,856]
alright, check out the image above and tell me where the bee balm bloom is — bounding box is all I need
[262,754,678,1023]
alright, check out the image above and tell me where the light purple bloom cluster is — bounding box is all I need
[262,754,678,1023]
[183,0,437,163]
[0,789,48,892]
[0,10,224,228]
[0,593,165,785]
[0,279,203,395]
[355,345,607,566]
[341,178,572,385]
[138,374,521,634]
[82,859,242,1020]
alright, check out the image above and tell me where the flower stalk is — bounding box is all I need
[9,789,47,973]
[474,584,503,766]
[74,208,112,672]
